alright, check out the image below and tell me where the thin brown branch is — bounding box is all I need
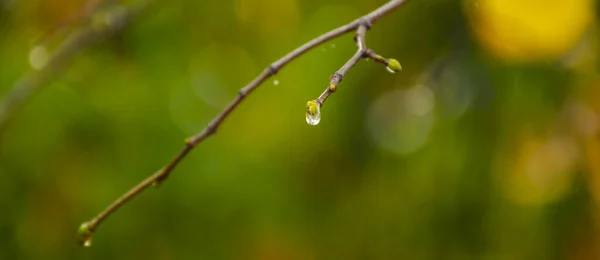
[0,1,150,133]
[365,48,393,67]
[315,18,403,106]
[77,0,410,246]
[317,23,369,105]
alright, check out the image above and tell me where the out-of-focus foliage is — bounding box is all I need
[0,0,599,259]
[468,0,594,61]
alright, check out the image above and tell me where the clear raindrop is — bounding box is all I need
[83,238,92,247]
[306,100,321,126]
[386,66,396,74]
[77,222,94,247]
[306,110,321,125]
[273,79,279,86]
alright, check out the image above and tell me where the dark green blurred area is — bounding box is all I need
[1,0,600,259]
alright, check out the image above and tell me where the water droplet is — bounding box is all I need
[273,79,279,86]
[386,66,396,74]
[305,100,321,126]
[83,238,92,247]
[77,221,94,247]
[306,112,320,125]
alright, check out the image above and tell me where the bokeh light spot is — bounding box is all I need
[366,85,435,155]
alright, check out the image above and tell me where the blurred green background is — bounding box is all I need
[1,0,600,259]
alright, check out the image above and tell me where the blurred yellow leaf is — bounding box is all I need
[466,0,594,61]
[501,135,578,206]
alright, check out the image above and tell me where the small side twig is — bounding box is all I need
[306,20,403,125]
[78,0,410,246]
[315,22,369,106]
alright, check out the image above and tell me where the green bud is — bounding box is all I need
[77,221,93,247]
[306,100,319,115]
[386,58,402,73]
[329,84,337,92]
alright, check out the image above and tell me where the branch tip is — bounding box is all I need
[77,221,94,247]
[386,58,402,73]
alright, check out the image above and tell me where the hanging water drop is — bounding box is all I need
[83,238,93,247]
[78,222,94,247]
[386,66,396,74]
[305,100,321,126]
[273,79,279,86]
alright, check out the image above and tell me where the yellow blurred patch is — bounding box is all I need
[501,136,578,206]
[235,0,300,32]
[466,0,594,62]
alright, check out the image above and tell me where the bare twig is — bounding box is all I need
[315,23,369,105]
[77,0,410,246]
[365,48,400,70]
[0,1,150,132]
[309,20,402,123]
